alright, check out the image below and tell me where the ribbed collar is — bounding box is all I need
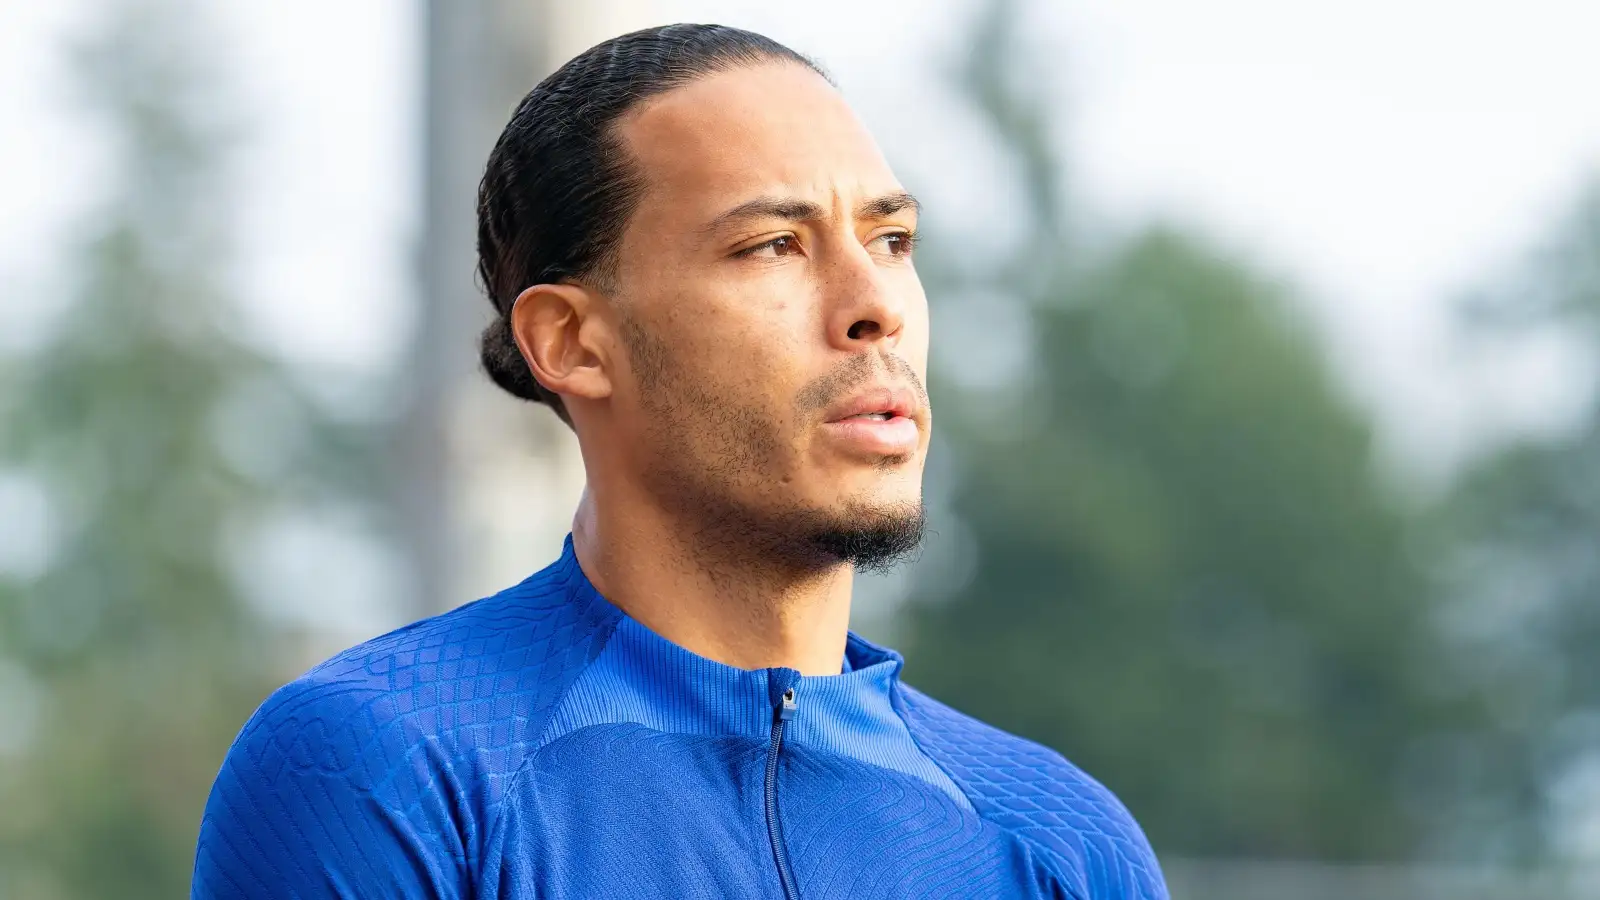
[551,535,915,751]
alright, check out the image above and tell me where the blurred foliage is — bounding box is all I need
[1,0,1596,892]
[1432,182,1600,863]
[902,0,1488,863]
[0,1,395,897]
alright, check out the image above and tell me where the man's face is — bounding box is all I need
[604,61,930,568]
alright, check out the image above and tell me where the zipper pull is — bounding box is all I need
[776,686,797,722]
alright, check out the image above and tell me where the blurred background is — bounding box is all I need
[3,0,1600,896]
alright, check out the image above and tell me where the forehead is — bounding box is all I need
[616,62,902,224]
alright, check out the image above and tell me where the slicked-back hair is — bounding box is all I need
[475,24,828,426]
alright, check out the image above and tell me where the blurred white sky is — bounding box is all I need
[5,0,1600,484]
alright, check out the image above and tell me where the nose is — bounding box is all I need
[823,244,905,353]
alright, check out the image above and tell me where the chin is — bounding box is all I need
[844,463,923,505]
[804,494,927,573]
[827,473,925,530]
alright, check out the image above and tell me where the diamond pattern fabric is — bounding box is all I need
[192,537,1167,899]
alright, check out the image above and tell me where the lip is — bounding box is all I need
[823,385,922,424]
[820,385,924,457]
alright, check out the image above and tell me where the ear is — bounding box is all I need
[509,282,615,407]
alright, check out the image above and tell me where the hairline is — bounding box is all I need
[574,56,837,295]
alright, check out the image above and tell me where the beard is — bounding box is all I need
[799,500,927,574]
[621,314,927,574]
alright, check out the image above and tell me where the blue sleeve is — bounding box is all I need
[191,679,468,899]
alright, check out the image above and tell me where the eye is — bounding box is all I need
[737,234,802,259]
[871,231,918,258]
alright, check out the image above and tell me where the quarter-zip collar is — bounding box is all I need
[547,535,969,807]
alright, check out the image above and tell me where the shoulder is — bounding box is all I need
[233,565,616,783]
[195,564,620,894]
[203,563,621,865]
[896,683,1168,900]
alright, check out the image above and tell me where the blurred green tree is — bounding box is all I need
[1433,182,1600,864]
[900,0,1478,861]
[0,1,396,896]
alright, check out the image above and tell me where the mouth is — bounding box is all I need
[821,386,924,456]
[823,385,921,424]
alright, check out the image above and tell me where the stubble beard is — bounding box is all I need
[622,316,927,575]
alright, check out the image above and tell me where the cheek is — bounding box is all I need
[905,305,931,359]
[897,288,933,371]
[634,260,823,420]
[670,284,812,376]
[652,306,808,423]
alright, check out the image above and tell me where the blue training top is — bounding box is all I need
[193,536,1168,899]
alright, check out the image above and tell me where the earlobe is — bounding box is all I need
[509,283,615,404]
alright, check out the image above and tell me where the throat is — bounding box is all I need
[571,501,856,675]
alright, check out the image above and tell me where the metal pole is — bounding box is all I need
[406,0,552,618]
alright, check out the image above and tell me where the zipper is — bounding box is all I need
[764,684,800,900]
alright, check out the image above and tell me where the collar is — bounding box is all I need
[549,534,931,758]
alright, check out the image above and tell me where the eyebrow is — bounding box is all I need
[857,191,920,220]
[703,190,922,234]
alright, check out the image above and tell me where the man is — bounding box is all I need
[193,24,1166,900]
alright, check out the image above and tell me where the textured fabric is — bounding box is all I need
[193,537,1168,899]
[543,616,967,808]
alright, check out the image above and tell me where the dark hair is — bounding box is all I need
[475,24,827,426]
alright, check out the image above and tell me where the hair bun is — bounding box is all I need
[478,316,549,405]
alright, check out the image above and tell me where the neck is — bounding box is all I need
[570,486,855,676]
